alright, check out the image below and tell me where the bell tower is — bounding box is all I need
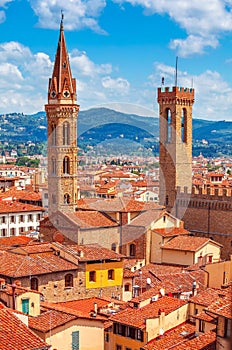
[158,86,194,213]
[45,15,79,216]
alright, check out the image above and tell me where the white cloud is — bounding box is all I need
[0,41,52,113]
[102,76,130,93]
[170,35,218,57]
[149,62,232,120]
[29,0,107,33]
[114,0,232,56]
[71,49,112,77]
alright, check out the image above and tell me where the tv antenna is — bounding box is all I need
[175,56,178,86]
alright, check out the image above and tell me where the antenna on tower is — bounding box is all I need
[161,77,165,86]
[175,56,178,86]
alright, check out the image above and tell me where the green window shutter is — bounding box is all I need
[72,331,79,350]
[22,299,29,314]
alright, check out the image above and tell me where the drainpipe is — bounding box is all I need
[12,283,16,310]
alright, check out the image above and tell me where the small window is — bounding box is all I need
[65,274,73,288]
[124,284,130,292]
[10,228,15,236]
[37,214,41,221]
[10,216,15,223]
[199,320,205,332]
[2,216,6,224]
[30,277,39,291]
[108,269,115,280]
[116,345,122,350]
[63,156,70,174]
[89,271,96,282]
[1,228,6,237]
[129,243,136,257]
[20,215,24,223]
[64,193,70,204]
[111,243,116,252]
[28,214,33,222]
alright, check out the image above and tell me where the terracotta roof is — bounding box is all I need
[69,210,118,228]
[0,187,42,201]
[41,301,107,322]
[11,242,54,254]
[193,310,216,322]
[0,200,44,213]
[77,197,163,213]
[132,267,206,296]
[206,286,232,319]
[190,287,227,307]
[0,236,35,249]
[170,330,216,350]
[153,227,189,237]
[128,209,164,228]
[144,322,196,350]
[0,249,78,278]
[68,244,124,261]
[56,297,110,314]
[110,296,187,329]
[29,309,77,332]
[0,307,50,349]
[161,236,221,252]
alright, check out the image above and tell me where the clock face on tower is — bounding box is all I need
[63,90,70,98]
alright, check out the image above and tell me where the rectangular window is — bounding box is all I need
[1,229,6,237]
[20,215,24,223]
[10,228,15,236]
[108,269,115,280]
[116,346,122,350]
[1,216,6,224]
[22,298,30,314]
[28,214,33,222]
[37,213,41,221]
[89,271,96,282]
[10,216,15,223]
[199,320,205,332]
[137,329,143,341]
[72,331,79,350]
[225,319,231,338]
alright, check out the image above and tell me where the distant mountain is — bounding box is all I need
[0,108,231,156]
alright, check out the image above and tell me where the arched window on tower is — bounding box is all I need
[51,157,56,175]
[165,109,172,142]
[181,108,187,143]
[63,121,70,145]
[63,156,70,174]
[51,123,57,146]
[64,193,70,204]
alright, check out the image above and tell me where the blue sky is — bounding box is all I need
[1,0,232,120]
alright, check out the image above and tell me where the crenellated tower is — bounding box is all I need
[45,16,79,216]
[158,86,194,213]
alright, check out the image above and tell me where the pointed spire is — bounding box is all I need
[48,12,76,103]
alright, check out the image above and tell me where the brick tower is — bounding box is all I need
[45,16,79,216]
[157,86,194,213]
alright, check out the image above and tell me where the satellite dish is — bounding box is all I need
[146,278,151,285]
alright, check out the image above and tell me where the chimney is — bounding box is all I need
[94,302,98,315]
